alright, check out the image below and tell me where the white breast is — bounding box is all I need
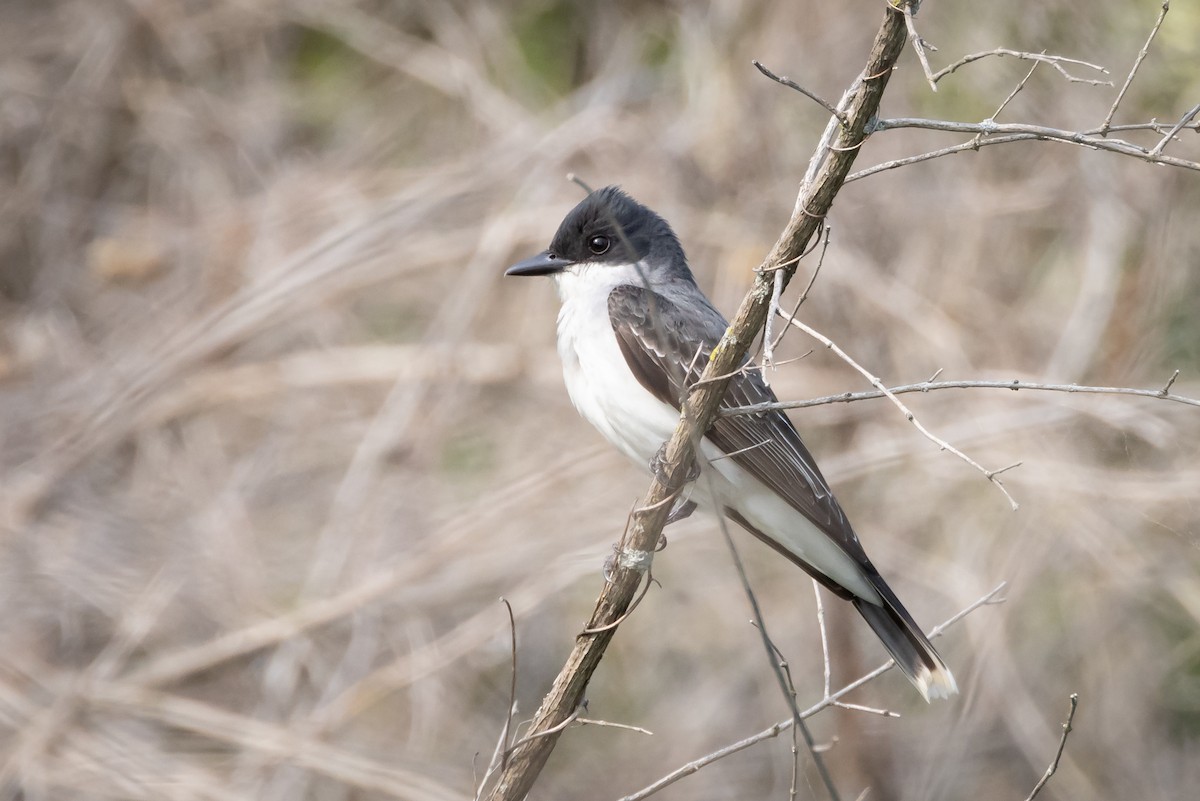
[554,263,681,468]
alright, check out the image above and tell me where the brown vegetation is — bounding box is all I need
[1,2,1198,800]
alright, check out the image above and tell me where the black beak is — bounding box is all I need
[505,250,573,277]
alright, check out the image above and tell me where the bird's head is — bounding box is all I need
[506,186,686,280]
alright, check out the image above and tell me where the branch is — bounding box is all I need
[1149,102,1200,157]
[774,312,1022,509]
[901,1,938,92]
[930,49,1110,86]
[481,5,914,799]
[1024,693,1080,801]
[719,373,1200,415]
[855,118,1200,178]
[1101,1,1171,134]
[699,470,842,801]
[617,583,1008,801]
[850,4,1193,182]
[753,60,847,124]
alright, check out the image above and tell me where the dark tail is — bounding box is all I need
[852,573,957,702]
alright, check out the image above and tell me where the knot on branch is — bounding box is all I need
[616,548,654,573]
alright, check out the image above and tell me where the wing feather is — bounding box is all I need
[607,283,868,562]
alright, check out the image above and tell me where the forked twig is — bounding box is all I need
[901,2,939,92]
[775,311,1021,510]
[1149,103,1200,157]
[617,583,1007,801]
[931,48,1110,86]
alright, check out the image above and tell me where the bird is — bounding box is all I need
[505,185,956,702]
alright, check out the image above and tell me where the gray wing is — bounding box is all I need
[607,283,869,563]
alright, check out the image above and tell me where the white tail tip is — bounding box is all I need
[915,664,959,702]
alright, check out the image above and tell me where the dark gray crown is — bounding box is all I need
[548,186,687,270]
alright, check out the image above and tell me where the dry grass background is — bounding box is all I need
[1,1,1199,799]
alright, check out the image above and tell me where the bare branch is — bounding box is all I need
[1024,693,1080,801]
[474,598,522,800]
[719,375,1200,415]
[832,700,899,718]
[855,118,1200,177]
[1101,1,1171,134]
[574,718,653,735]
[930,49,1110,86]
[775,311,1021,510]
[769,225,832,354]
[761,269,786,381]
[814,581,831,699]
[617,583,1008,801]
[699,462,841,801]
[753,60,848,124]
[849,118,1200,182]
[847,4,1191,181]
[500,599,518,768]
[1150,103,1200,157]
[988,59,1040,124]
[901,2,939,92]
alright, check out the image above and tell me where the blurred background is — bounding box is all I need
[1,1,1198,799]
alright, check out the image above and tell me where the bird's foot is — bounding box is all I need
[649,444,701,485]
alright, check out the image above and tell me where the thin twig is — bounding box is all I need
[1149,103,1200,157]
[967,58,1041,149]
[856,117,1200,175]
[930,48,1110,86]
[901,2,939,92]
[775,312,1021,509]
[705,440,773,462]
[474,599,524,799]
[770,224,832,354]
[1105,120,1200,135]
[1101,1,1170,134]
[847,127,1200,181]
[990,59,1040,123]
[753,61,848,124]
[813,581,832,698]
[832,700,899,718]
[575,718,653,735]
[1024,693,1080,801]
[748,620,804,801]
[499,599,518,769]
[566,173,595,194]
[761,269,785,381]
[505,706,583,750]
[617,583,1007,801]
[719,374,1200,415]
[578,572,656,634]
[697,466,842,801]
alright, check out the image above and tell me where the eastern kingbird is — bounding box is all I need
[506,186,956,702]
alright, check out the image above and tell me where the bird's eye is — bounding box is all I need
[588,235,610,255]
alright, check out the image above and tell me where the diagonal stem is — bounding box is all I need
[480,4,915,800]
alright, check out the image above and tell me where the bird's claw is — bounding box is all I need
[649,444,700,485]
